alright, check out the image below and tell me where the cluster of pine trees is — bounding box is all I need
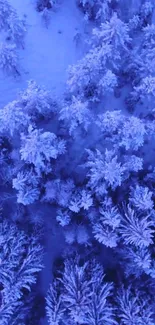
[1,0,155,324]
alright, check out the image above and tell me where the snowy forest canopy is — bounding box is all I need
[1,0,155,324]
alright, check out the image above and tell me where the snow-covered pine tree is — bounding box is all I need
[140,1,153,26]
[92,12,131,57]
[92,206,121,248]
[119,204,154,248]
[46,280,65,325]
[0,100,30,136]
[129,185,154,211]
[77,0,111,21]
[0,219,43,324]
[12,170,40,205]
[116,286,154,325]
[59,96,92,135]
[56,208,71,227]
[18,80,57,119]
[0,0,13,30]
[68,190,85,213]
[96,111,148,151]
[118,116,146,151]
[96,110,123,136]
[117,246,152,278]
[85,262,116,325]
[20,125,66,174]
[43,178,75,207]
[0,43,19,75]
[62,258,92,323]
[80,189,93,210]
[7,12,26,48]
[67,41,115,100]
[84,149,126,194]
[41,7,51,28]
[97,69,117,97]
[140,24,155,75]
[132,76,155,109]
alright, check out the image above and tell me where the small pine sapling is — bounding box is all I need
[80,189,93,210]
[56,209,71,227]
[129,185,154,211]
[6,12,26,48]
[128,15,141,31]
[43,179,75,207]
[67,187,93,213]
[41,7,51,28]
[92,206,121,248]
[68,191,81,213]
[0,0,14,30]
[12,170,40,205]
[0,43,19,75]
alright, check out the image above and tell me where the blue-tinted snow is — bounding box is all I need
[0,0,86,107]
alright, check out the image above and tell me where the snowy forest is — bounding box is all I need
[1,0,155,324]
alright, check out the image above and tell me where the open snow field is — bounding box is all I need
[0,0,86,107]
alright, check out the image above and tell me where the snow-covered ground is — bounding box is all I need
[0,0,87,108]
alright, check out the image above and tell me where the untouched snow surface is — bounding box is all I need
[0,0,86,107]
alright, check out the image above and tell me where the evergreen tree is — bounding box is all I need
[46,281,65,325]
[0,0,13,29]
[18,80,57,119]
[0,100,30,136]
[92,13,131,56]
[92,206,121,248]
[20,126,66,174]
[12,170,40,205]
[116,286,154,325]
[7,12,26,48]
[0,43,19,75]
[119,205,154,248]
[0,219,43,324]
[85,263,116,325]
[129,185,154,211]
[59,96,92,135]
[62,258,92,323]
